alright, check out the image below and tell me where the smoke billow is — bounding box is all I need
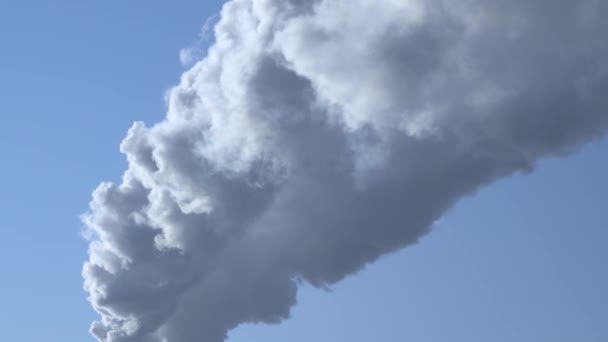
[82,0,608,341]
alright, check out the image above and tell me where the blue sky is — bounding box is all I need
[1,1,606,341]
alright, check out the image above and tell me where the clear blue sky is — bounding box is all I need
[0,1,606,341]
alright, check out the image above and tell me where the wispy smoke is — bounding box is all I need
[82,0,608,341]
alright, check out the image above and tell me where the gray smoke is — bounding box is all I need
[82,0,608,341]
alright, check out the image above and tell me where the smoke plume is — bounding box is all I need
[83,0,608,341]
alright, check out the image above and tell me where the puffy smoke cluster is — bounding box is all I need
[83,0,608,341]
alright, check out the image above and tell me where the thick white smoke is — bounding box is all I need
[83,0,608,341]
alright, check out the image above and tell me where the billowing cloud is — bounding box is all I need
[82,0,608,341]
